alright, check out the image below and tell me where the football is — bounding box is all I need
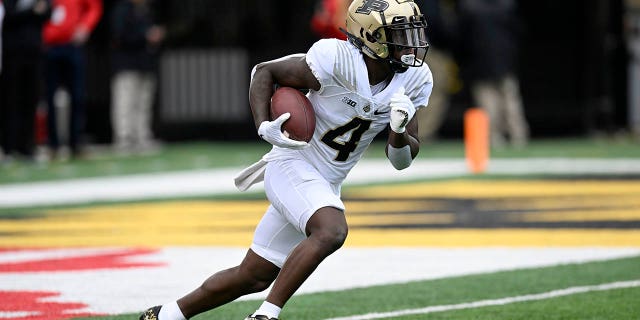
[270,87,316,142]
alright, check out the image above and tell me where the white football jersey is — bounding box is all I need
[265,38,433,185]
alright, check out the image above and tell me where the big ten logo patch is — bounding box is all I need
[341,96,358,108]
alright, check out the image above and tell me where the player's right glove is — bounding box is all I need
[258,113,309,149]
[389,87,416,134]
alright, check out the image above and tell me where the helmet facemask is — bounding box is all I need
[383,15,429,72]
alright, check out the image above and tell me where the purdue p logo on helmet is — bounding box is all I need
[345,0,429,71]
[355,0,390,14]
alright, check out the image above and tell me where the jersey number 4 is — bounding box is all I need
[321,117,372,161]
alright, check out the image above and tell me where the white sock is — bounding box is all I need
[159,301,186,320]
[252,301,281,319]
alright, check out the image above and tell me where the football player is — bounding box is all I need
[140,0,432,319]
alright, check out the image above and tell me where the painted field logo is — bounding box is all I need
[0,291,102,320]
[0,248,165,320]
[0,248,164,272]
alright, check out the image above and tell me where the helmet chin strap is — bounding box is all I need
[389,60,409,73]
[388,47,413,73]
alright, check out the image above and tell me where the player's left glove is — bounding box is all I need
[389,87,415,134]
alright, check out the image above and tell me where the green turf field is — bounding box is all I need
[1,137,638,320]
[72,255,640,320]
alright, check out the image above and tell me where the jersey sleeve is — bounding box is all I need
[305,39,339,92]
[405,66,434,110]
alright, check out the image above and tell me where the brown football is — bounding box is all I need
[270,87,316,142]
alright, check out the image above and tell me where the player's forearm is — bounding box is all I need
[387,117,420,158]
[249,64,276,130]
[387,131,419,158]
[385,126,419,170]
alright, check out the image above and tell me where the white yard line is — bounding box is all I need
[325,280,640,320]
[1,158,640,208]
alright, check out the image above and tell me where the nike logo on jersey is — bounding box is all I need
[374,109,389,115]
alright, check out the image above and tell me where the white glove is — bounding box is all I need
[389,87,415,133]
[258,113,309,149]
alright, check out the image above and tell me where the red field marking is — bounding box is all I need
[0,291,103,320]
[0,248,165,273]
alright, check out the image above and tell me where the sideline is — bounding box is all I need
[325,280,640,320]
[1,158,640,208]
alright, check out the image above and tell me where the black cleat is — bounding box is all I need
[244,315,278,320]
[140,305,162,320]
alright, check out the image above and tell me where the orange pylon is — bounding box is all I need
[464,108,489,174]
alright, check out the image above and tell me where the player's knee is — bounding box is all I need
[313,226,348,253]
[307,208,348,253]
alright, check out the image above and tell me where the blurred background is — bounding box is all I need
[1,0,639,163]
[88,0,639,140]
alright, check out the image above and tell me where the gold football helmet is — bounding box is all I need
[344,0,429,72]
